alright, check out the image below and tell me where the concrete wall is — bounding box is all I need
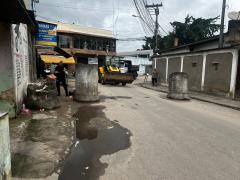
[0,23,32,118]
[204,53,233,94]
[0,112,11,179]
[0,23,15,118]
[11,23,30,111]
[155,48,239,98]
[156,58,167,83]
[168,57,181,77]
[183,55,203,91]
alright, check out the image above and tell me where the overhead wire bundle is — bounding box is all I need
[133,0,155,36]
[133,0,169,36]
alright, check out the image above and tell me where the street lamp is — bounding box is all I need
[132,15,154,34]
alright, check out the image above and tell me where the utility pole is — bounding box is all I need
[145,3,163,54]
[219,0,226,48]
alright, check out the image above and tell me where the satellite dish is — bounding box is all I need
[228,11,240,20]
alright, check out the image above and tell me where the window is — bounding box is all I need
[59,35,70,48]
[74,38,81,49]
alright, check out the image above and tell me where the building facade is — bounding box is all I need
[153,20,240,99]
[57,22,116,65]
[0,0,37,118]
[117,50,153,75]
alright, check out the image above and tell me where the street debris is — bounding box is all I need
[25,81,60,110]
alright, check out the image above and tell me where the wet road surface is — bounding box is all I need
[59,105,131,180]
[60,83,240,180]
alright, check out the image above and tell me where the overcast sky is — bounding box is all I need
[35,0,240,52]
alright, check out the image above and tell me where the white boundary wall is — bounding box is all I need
[155,48,239,98]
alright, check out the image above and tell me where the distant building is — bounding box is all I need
[57,22,116,65]
[153,20,240,99]
[117,50,153,75]
[36,21,117,74]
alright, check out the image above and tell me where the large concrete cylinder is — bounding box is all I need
[74,63,99,102]
[167,72,190,100]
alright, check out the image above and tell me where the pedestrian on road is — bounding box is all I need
[152,68,158,86]
[55,61,69,96]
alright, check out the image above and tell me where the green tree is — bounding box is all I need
[142,15,220,51]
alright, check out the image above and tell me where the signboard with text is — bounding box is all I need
[36,21,57,46]
[88,58,98,65]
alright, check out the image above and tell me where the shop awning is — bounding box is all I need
[40,55,75,64]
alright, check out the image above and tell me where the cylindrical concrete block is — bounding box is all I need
[74,63,99,102]
[167,72,190,100]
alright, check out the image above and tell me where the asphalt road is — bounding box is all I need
[96,83,240,180]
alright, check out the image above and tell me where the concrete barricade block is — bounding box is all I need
[167,72,190,100]
[74,63,99,102]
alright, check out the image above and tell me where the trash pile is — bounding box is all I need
[25,75,60,110]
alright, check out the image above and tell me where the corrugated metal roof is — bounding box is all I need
[57,22,115,39]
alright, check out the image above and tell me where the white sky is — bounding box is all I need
[35,0,240,52]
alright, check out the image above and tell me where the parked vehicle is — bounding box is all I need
[118,60,139,80]
[98,65,134,86]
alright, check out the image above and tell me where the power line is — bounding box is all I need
[117,37,145,41]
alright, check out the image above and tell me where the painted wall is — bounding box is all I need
[11,23,30,111]
[0,23,15,118]
[156,58,167,83]
[183,55,203,91]
[0,24,13,93]
[0,113,11,179]
[155,48,239,98]
[168,57,181,77]
[204,53,233,94]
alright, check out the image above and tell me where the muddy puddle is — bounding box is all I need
[59,105,132,180]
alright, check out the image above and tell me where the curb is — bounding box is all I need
[138,84,240,111]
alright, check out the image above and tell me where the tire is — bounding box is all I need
[122,83,126,86]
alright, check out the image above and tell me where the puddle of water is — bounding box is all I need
[59,105,131,180]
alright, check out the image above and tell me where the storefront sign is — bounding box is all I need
[88,58,98,65]
[36,21,57,46]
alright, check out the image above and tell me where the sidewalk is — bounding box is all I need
[138,81,240,111]
[10,78,78,179]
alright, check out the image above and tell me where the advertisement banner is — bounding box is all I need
[36,21,57,46]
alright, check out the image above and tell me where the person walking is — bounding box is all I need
[152,69,158,86]
[54,61,69,96]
